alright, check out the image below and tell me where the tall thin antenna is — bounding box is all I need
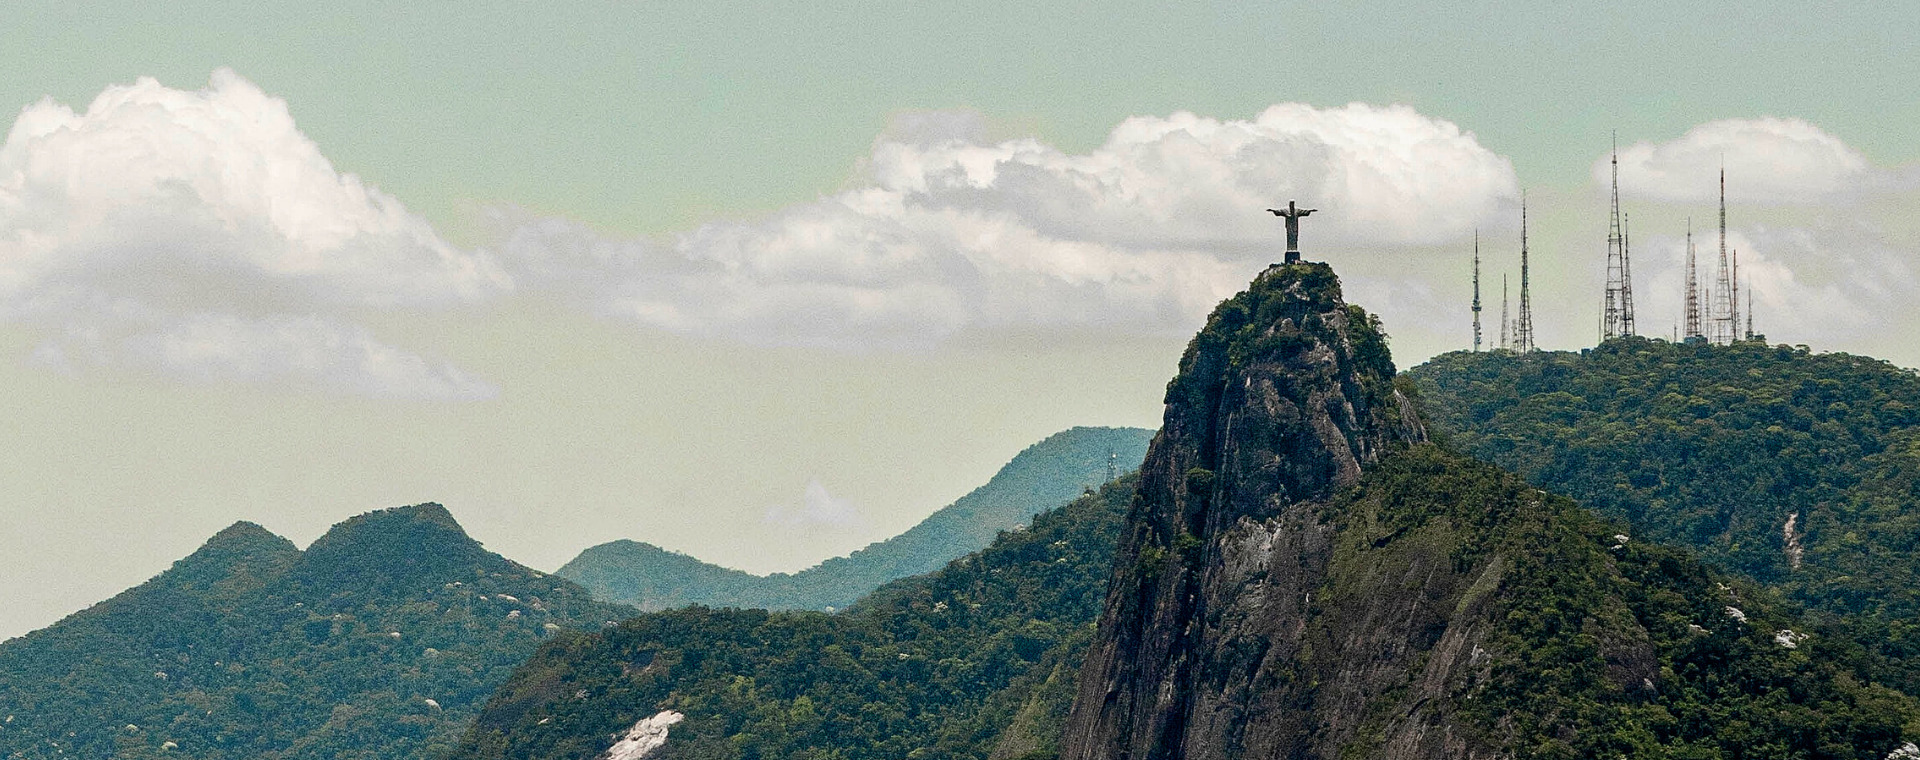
[1703,282,1712,338]
[1500,274,1509,350]
[1105,449,1117,484]
[1603,134,1635,339]
[1471,231,1482,352]
[1684,218,1700,340]
[1731,247,1741,341]
[1516,196,1536,353]
[1746,281,1755,340]
[1713,167,1734,344]
[1621,210,1635,336]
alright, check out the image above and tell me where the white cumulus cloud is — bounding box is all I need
[0,70,506,399]
[501,103,1518,349]
[1606,118,1876,205]
[2,75,1528,375]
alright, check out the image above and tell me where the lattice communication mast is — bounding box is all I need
[1684,218,1701,341]
[1515,199,1536,354]
[1746,287,1755,341]
[1471,231,1483,352]
[1732,247,1741,341]
[1602,137,1636,339]
[1711,169,1737,344]
[1622,211,1635,336]
[1500,274,1509,350]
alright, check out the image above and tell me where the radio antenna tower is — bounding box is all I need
[1745,283,1755,340]
[1684,218,1701,340]
[1621,210,1635,336]
[1500,274,1509,350]
[1105,449,1117,484]
[1471,231,1483,352]
[1602,135,1635,339]
[1515,197,1536,353]
[1712,167,1735,344]
[1731,247,1741,341]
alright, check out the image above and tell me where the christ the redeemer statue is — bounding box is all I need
[1267,200,1317,265]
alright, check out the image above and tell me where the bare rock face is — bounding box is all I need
[1060,263,1477,760]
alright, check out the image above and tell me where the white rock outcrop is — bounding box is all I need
[1783,513,1806,570]
[598,710,685,760]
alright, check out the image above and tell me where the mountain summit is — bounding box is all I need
[291,502,496,596]
[1062,261,1434,758]
[0,504,634,760]
[1061,263,1911,759]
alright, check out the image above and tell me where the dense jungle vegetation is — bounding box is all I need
[1410,338,1920,692]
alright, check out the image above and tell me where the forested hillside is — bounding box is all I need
[558,426,1153,612]
[1410,338,1920,691]
[456,474,1137,760]
[461,447,1917,760]
[0,505,634,760]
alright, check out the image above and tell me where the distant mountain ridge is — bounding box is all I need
[558,425,1154,611]
[455,471,1143,760]
[0,503,634,760]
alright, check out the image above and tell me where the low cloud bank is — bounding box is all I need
[502,104,1519,349]
[18,71,1918,396]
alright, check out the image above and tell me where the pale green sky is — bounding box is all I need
[7,0,1916,238]
[3,0,1917,639]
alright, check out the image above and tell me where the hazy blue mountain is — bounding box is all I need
[557,425,1153,611]
[0,504,634,760]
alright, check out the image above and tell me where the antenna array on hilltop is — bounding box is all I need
[1462,144,1765,354]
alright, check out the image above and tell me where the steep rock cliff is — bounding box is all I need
[1060,262,1439,760]
[1059,264,1913,760]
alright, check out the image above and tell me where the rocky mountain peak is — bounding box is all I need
[1147,262,1423,542]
